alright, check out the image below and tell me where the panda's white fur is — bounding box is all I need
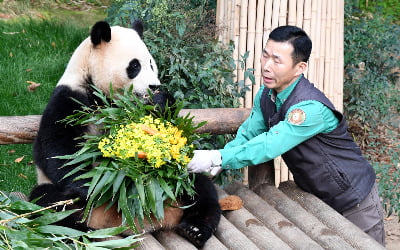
[29,21,221,248]
[58,25,159,95]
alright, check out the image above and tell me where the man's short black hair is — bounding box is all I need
[269,26,312,65]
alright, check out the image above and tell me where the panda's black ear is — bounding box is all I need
[132,20,144,39]
[90,21,111,46]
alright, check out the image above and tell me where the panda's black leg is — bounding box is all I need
[29,184,90,232]
[176,173,221,248]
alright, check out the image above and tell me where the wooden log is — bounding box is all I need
[136,234,165,250]
[279,181,386,250]
[214,216,260,249]
[152,231,196,249]
[254,183,355,250]
[224,182,323,249]
[216,187,291,250]
[0,115,41,144]
[0,108,251,145]
[202,235,228,250]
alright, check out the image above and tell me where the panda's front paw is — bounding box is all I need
[176,222,215,248]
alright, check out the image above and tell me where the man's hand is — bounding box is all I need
[187,150,222,176]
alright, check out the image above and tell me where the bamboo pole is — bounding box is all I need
[329,0,337,106]
[253,0,266,99]
[312,0,322,89]
[337,0,344,112]
[296,0,304,28]
[244,0,256,108]
[263,0,274,47]
[238,0,248,107]
[271,0,281,30]
[324,0,332,100]
[225,0,232,43]
[302,0,311,78]
[318,0,327,90]
[233,0,241,84]
[307,0,318,86]
[216,0,224,42]
[288,0,297,26]
[278,0,288,26]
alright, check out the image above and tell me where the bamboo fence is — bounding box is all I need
[216,0,344,186]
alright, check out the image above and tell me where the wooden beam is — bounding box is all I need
[0,108,251,145]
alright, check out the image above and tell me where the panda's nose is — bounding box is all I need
[149,85,160,91]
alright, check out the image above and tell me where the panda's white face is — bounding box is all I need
[89,26,160,96]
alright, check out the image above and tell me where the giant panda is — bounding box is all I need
[29,20,221,248]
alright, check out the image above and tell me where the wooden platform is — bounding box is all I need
[137,181,384,250]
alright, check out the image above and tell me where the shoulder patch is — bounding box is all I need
[288,108,306,125]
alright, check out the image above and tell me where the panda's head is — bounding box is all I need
[89,20,160,96]
[60,20,160,97]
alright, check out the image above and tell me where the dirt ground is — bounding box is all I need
[385,213,400,250]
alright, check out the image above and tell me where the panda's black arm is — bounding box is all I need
[33,85,93,199]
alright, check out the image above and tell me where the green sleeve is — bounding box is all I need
[219,100,339,170]
[223,86,267,149]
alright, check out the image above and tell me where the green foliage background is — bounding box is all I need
[344,1,399,216]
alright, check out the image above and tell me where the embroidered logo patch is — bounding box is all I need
[288,108,306,125]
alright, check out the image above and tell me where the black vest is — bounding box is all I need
[260,76,375,212]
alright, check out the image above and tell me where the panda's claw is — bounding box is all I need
[176,222,214,248]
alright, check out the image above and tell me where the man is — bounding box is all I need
[188,26,385,245]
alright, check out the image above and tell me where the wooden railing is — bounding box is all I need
[0,108,251,145]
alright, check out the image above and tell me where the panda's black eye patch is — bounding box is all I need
[126,59,141,79]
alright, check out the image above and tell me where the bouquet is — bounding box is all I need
[58,86,206,232]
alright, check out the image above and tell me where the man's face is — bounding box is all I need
[261,40,306,93]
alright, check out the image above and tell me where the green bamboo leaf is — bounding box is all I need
[9,200,43,211]
[61,151,102,167]
[27,209,78,227]
[88,170,113,202]
[119,180,137,233]
[35,225,85,237]
[87,235,142,248]
[87,168,105,198]
[85,227,129,238]
[113,170,126,196]
[158,177,176,200]
[146,178,156,208]
[135,179,146,207]
[63,161,92,180]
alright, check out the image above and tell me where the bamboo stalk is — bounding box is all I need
[318,0,327,90]
[324,0,332,100]
[313,0,322,89]
[253,0,266,99]
[278,0,288,26]
[233,0,241,84]
[216,0,225,42]
[244,0,256,108]
[330,0,337,107]
[307,0,318,85]
[337,0,344,112]
[271,0,281,30]
[263,0,274,47]
[238,0,248,107]
[288,0,297,26]
[296,0,304,28]
[226,0,233,43]
[302,0,311,78]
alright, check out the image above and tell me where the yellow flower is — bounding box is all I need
[98,115,191,169]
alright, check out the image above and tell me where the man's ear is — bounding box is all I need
[295,61,308,76]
